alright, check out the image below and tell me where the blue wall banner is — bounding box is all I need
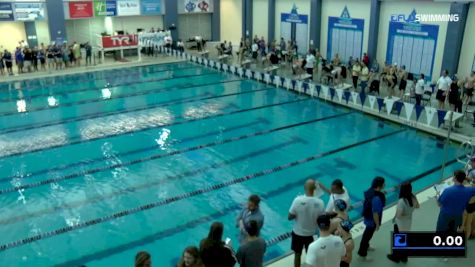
[13,2,46,21]
[141,0,161,15]
[386,9,439,80]
[0,2,14,21]
[281,4,308,55]
[327,6,364,63]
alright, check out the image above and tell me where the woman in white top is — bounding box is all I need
[387,182,419,263]
[360,63,370,92]
[415,74,426,106]
[351,60,361,90]
[436,70,452,110]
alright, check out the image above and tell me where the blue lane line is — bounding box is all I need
[0,118,270,184]
[0,62,190,93]
[0,96,309,159]
[0,78,247,135]
[264,158,460,248]
[0,72,226,117]
[0,128,404,252]
[0,112,352,194]
[53,175,314,267]
[0,66,202,103]
[0,137,302,226]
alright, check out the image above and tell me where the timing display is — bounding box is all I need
[391,232,466,257]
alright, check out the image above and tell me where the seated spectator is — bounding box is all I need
[200,222,236,267]
[236,220,266,267]
[135,251,151,267]
[224,42,233,55]
[236,195,264,244]
[177,246,204,267]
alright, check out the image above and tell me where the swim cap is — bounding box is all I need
[334,199,347,211]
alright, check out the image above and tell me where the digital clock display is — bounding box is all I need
[391,232,466,257]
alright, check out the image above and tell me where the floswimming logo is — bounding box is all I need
[391,9,459,23]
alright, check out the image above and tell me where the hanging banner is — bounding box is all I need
[141,0,162,15]
[368,95,376,110]
[102,34,138,48]
[404,102,414,121]
[0,2,14,21]
[69,1,94,19]
[385,98,395,115]
[386,9,439,80]
[327,6,364,63]
[94,1,117,17]
[180,0,213,13]
[13,3,46,21]
[117,0,140,16]
[281,4,308,55]
[138,31,170,46]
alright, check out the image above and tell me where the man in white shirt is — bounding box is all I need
[436,70,452,109]
[415,73,426,106]
[306,215,346,267]
[305,50,316,80]
[318,179,351,212]
[289,179,325,267]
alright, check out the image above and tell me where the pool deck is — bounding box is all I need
[266,180,475,267]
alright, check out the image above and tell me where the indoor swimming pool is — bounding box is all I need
[0,62,462,266]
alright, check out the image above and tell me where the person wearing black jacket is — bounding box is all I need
[200,222,236,267]
[357,177,386,261]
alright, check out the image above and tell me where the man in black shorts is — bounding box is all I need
[288,179,325,267]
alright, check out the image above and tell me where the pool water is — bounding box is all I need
[0,62,461,266]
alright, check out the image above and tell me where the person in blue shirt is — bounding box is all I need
[437,170,475,232]
[357,176,385,261]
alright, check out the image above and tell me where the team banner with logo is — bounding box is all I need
[0,2,14,21]
[69,1,94,19]
[327,6,364,63]
[179,0,213,14]
[13,2,46,21]
[102,34,138,48]
[386,9,439,80]
[94,1,117,17]
[281,4,308,55]
[117,0,140,16]
[141,0,162,15]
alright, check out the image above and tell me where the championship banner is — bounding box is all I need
[141,0,162,15]
[117,0,140,16]
[102,34,138,48]
[69,1,94,19]
[94,1,117,17]
[13,2,46,21]
[180,0,213,13]
[0,2,14,21]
